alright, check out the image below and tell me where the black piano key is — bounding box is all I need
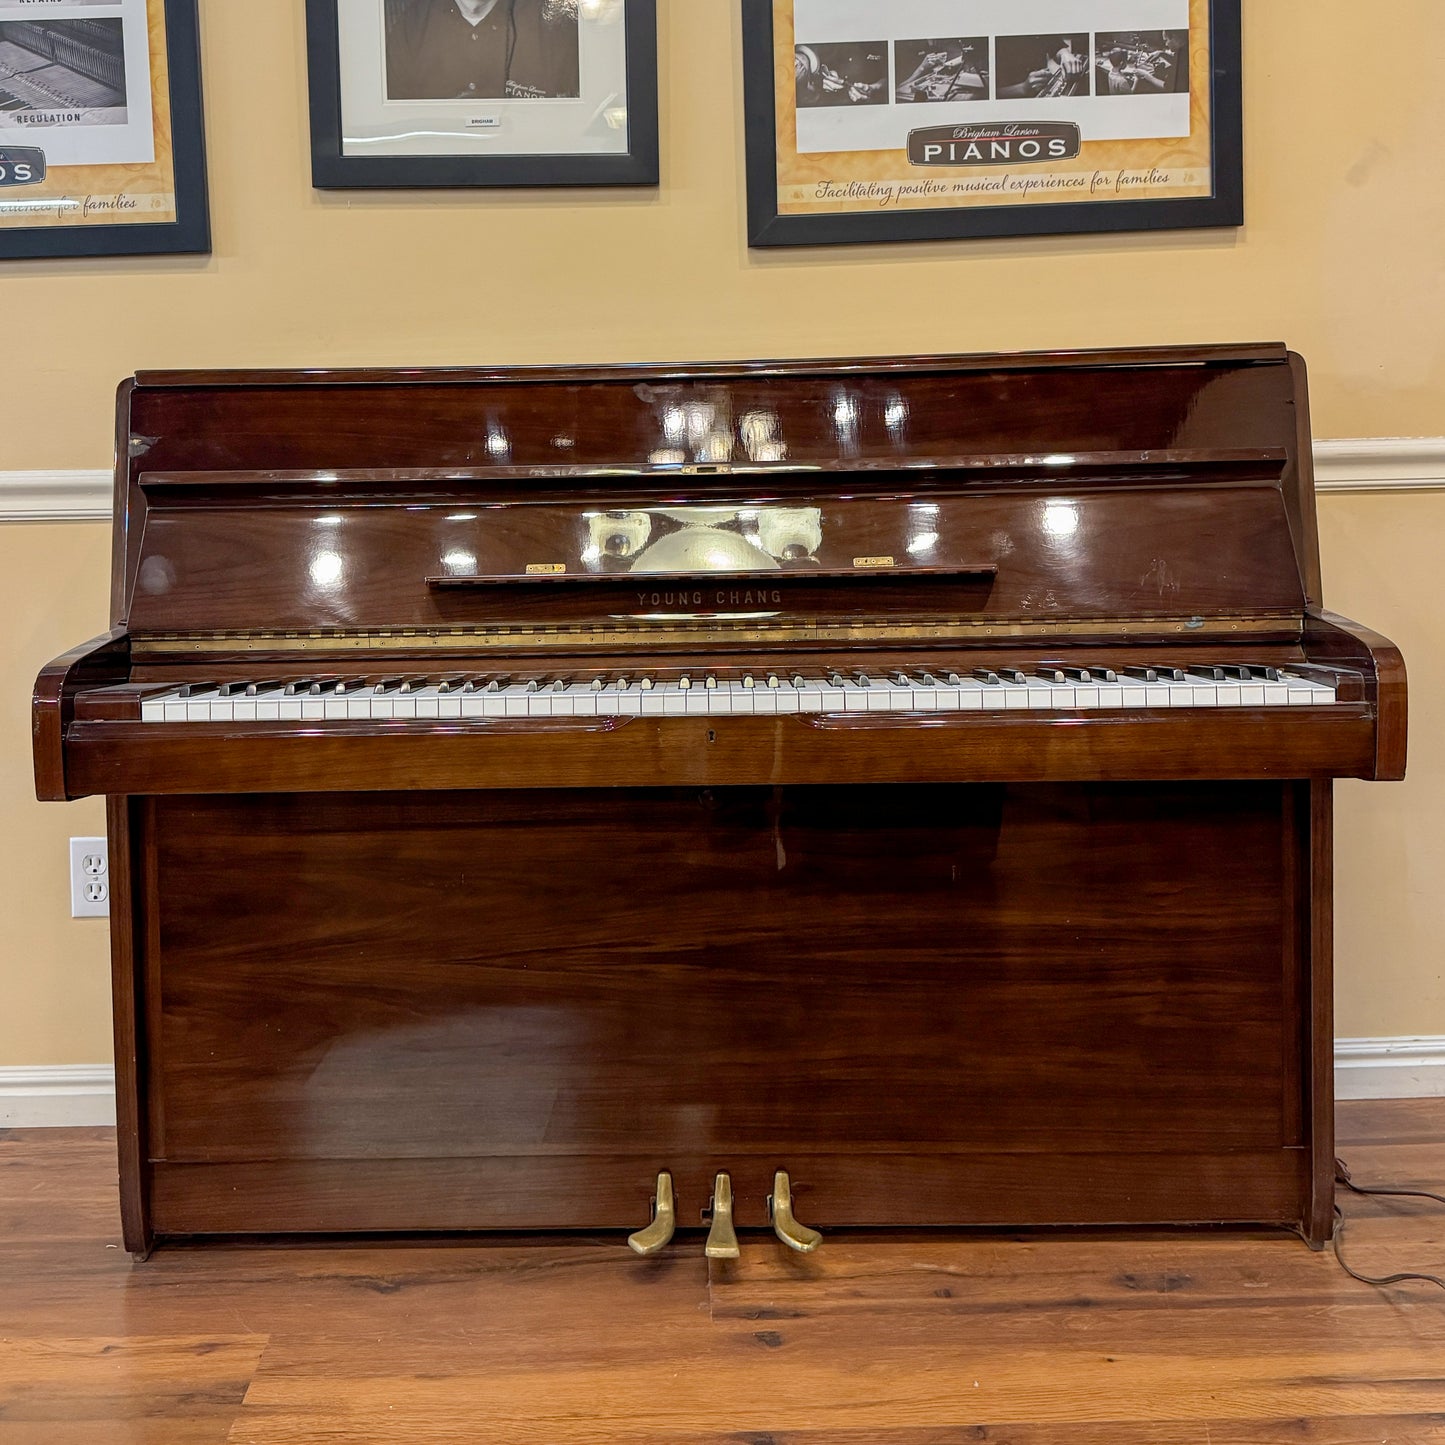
[1123,667,1159,682]
[1187,666,1228,682]
[971,669,1001,685]
[1245,665,1284,682]
[1034,668,1067,685]
[999,669,1026,685]
[176,682,219,698]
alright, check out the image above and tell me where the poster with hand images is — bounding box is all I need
[743,0,1239,246]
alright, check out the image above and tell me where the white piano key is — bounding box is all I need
[137,664,1346,724]
[143,690,183,722]
[183,689,221,722]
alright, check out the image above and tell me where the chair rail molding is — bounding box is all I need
[0,470,112,521]
[1313,438,1445,492]
[1,441,1443,521]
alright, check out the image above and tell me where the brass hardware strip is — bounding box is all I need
[133,614,1296,656]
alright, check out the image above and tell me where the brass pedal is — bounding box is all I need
[704,1171,740,1259]
[627,1172,676,1256]
[769,1170,822,1253]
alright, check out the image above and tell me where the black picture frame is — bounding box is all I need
[742,0,1242,248]
[0,0,209,260]
[306,0,659,189]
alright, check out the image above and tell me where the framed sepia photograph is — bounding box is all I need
[306,0,659,188]
[0,0,208,259]
[742,0,1241,247]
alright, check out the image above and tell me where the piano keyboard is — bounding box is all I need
[140,666,1338,722]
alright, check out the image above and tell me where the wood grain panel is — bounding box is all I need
[128,782,1311,1236]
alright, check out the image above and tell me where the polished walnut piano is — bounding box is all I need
[33,344,1406,1259]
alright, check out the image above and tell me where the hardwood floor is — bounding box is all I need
[2,1102,1442,1444]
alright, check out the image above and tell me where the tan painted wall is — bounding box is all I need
[1,0,1441,1063]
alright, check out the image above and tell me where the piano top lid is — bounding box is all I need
[130,342,1292,390]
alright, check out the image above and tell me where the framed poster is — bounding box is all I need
[742,0,1241,247]
[307,0,659,188]
[0,0,207,259]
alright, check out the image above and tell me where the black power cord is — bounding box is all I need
[1332,1157,1445,1290]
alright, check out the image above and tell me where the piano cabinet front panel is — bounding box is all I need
[135,783,1316,1237]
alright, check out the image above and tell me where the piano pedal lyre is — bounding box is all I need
[768,1170,822,1253]
[627,1171,676,1257]
[704,1171,741,1260]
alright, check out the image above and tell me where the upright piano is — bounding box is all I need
[33,345,1406,1259]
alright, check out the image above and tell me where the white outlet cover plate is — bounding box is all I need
[69,836,109,918]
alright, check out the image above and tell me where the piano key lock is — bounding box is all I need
[628,1169,822,1257]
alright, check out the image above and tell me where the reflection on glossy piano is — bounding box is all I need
[33,345,1406,1259]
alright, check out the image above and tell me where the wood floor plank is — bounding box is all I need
[1,1106,1442,1445]
[0,1336,266,1444]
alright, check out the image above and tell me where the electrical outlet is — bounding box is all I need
[69,836,109,918]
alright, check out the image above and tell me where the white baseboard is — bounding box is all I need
[0,441,1442,523]
[1,1043,1441,1127]
[0,1066,116,1127]
[1334,1037,1445,1100]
